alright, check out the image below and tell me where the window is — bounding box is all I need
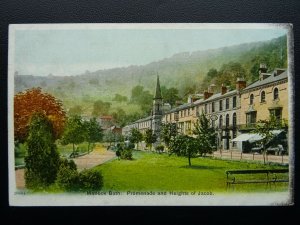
[273,87,279,100]
[232,130,237,147]
[261,91,266,103]
[246,111,257,125]
[170,114,172,121]
[232,113,237,127]
[233,96,237,108]
[219,100,223,111]
[226,98,229,109]
[219,115,223,128]
[180,111,183,117]
[226,114,230,127]
[212,102,215,112]
[269,108,282,121]
[250,94,254,105]
[205,104,207,114]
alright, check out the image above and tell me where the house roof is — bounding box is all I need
[243,69,287,91]
[203,90,237,102]
[135,116,152,123]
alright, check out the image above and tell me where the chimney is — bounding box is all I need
[236,78,246,92]
[221,84,227,95]
[259,63,268,74]
[209,84,216,93]
[203,89,213,100]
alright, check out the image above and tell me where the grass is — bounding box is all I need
[92,151,289,193]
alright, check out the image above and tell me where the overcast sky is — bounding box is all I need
[12,24,288,76]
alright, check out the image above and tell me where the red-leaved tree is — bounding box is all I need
[14,88,66,142]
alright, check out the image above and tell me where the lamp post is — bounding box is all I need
[209,114,219,154]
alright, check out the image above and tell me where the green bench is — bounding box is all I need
[226,169,289,190]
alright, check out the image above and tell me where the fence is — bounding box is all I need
[211,150,289,164]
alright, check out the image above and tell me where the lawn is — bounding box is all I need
[93,151,289,193]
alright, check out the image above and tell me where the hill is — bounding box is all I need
[15,35,287,118]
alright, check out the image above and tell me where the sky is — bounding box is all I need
[12,24,288,76]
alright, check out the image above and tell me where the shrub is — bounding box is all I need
[116,149,121,159]
[56,158,79,190]
[155,145,165,153]
[78,170,104,191]
[120,149,133,160]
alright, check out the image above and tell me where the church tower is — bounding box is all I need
[152,75,163,137]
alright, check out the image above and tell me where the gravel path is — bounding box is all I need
[15,149,116,189]
[72,149,116,171]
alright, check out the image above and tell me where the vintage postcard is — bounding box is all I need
[8,23,294,206]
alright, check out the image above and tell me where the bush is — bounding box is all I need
[125,142,135,150]
[121,149,133,160]
[155,145,165,153]
[57,159,103,191]
[78,170,103,191]
[56,158,79,191]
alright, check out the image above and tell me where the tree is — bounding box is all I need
[130,85,153,114]
[113,94,128,102]
[160,123,177,149]
[84,118,103,153]
[103,130,115,147]
[68,105,83,116]
[143,129,157,150]
[193,112,217,156]
[253,116,284,164]
[92,100,111,116]
[129,128,143,150]
[161,86,181,107]
[169,135,200,166]
[14,88,66,142]
[111,108,127,126]
[61,115,87,155]
[215,62,247,89]
[25,113,60,189]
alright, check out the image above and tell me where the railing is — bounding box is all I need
[237,123,256,130]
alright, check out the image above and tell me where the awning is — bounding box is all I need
[231,133,257,142]
[232,130,284,143]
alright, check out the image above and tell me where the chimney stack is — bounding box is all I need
[236,78,246,92]
[221,84,227,95]
[259,63,268,74]
[203,89,213,100]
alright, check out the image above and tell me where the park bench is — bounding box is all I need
[226,169,289,190]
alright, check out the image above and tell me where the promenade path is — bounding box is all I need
[15,145,116,189]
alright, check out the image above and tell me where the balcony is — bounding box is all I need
[237,123,256,131]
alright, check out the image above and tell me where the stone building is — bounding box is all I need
[123,66,289,152]
[233,65,289,152]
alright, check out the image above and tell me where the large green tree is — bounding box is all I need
[84,118,103,153]
[160,123,177,149]
[161,86,181,107]
[25,113,60,189]
[129,128,143,150]
[143,129,157,150]
[169,135,200,166]
[61,115,87,155]
[193,112,217,156]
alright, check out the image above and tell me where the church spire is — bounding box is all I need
[154,75,162,99]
